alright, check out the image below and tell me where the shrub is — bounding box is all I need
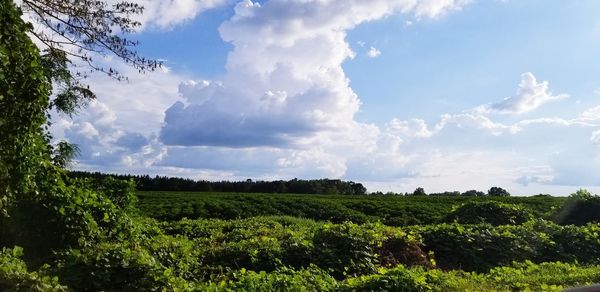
[485,261,600,291]
[0,173,130,265]
[199,267,337,291]
[53,242,191,291]
[312,223,381,278]
[339,265,433,292]
[443,201,533,226]
[553,189,600,226]
[339,262,600,292]
[143,235,203,281]
[417,222,553,272]
[74,176,138,211]
[0,247,65,291]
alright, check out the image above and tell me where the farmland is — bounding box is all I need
[137,191,566,225]
[5,183,600,290]
[95,190,600,291]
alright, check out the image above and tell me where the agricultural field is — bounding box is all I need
[137,191,567,225]
[90,190,600,291]
[5,184,600,290]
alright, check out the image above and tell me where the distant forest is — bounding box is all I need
[68,171,368,195]
[68,171,512,197]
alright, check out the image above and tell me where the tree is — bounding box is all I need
[19,0,160,80]
[411,187,427,196]
[487,187,510,197]
[461,190,485,197]
[0,0,150,263]
[16,0,160,165]
[0,0,53,215]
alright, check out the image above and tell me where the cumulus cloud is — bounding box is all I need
[367,46,382,58]
[475,72,568,114]
[353,99,600,191]
[160,0,469,150]
[46,0,600,193]
[49,58,182,169]
[386,118,434,138]
[132,0,229,29]
[56,100,166,168]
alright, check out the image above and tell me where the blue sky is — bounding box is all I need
[49,0,600,195]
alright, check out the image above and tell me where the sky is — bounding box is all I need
[48,0,600,195]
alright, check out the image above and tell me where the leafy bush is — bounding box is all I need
[443,201,533,226]
[199,267,337,291]
[417,222,551,272]
[53,242,191,291]
[158,217,430,280]
[312,223,381,278]
[537,222,600,264]
[143,235,204,281]
[339,265,434,292]
[417,220,600,272]
[339,262,600,292]
[553,189,600,226]
[73,176,138,211]
[485,261,600,291]
[0,247,65,291]
[0,171,132,265]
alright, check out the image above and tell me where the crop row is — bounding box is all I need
[137,192,566,225]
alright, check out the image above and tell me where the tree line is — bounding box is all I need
[68,171,368,195]
[371,186,511,197]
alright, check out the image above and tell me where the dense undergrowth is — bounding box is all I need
[4,213,600,291]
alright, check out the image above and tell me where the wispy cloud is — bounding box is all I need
[367,46,382,58]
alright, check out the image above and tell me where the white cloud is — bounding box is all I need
[154,0,472,182]
[56,99,166,168]
[160,0,469,150]
[591,129,600,145]
[49,58,182,169]
[515,174,553,187]
[387,118,434,138]
[47,0,600,193]
[580,105,600,121]
[132,0,229,29]
[475,72,568,114]
[355,99,600,191]
[367,46,382,58]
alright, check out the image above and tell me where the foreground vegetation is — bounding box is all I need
[4,210,600,291]
[3,174,600,290]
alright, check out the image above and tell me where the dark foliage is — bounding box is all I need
[488,187,511,197]
[462,190,486,197]
[68,171,368,195]
[553,189,600,226]
[137,191,566,226]
[443,201,533,226]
